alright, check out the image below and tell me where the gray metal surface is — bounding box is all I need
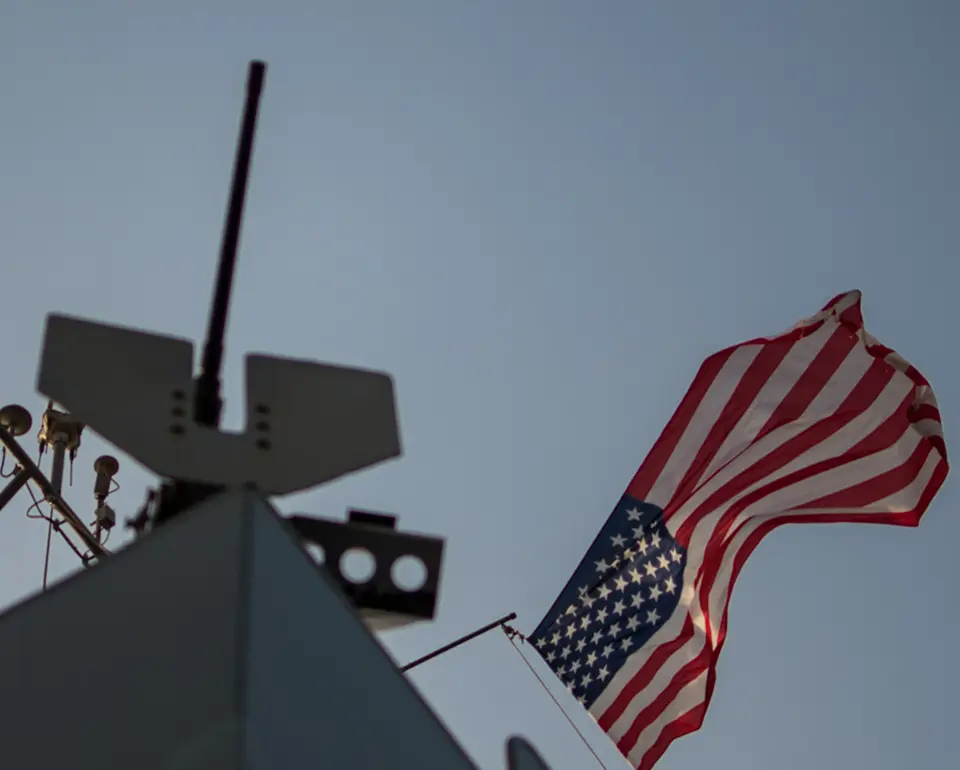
[0,489,554,770]
[243,495,479,770]
[0,492,246,770]
[38,314,401,494]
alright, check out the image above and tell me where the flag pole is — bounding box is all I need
[400,612,517,672]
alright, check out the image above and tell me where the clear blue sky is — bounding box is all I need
[1,2,957,769]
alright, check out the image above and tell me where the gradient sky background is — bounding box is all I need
[1,2,957,769]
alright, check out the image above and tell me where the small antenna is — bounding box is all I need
[150,60,268,527]
[194,60,267,429]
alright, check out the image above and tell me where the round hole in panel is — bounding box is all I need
[340,547,376,584]
[391,554,428,592]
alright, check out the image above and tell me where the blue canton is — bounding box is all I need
[529,495,687,706]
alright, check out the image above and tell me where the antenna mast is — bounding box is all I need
[195,60,266,429]
[151,61,266,526]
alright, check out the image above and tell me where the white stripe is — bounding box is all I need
[913,418,944,446]
[581,291,945,766]
[781,290,859,336]
[599,400,923,736]
[668,359,910,540]
[624,670,710,768]
[695,322,835,486]
[647,345,761,509]
[605,442,937,756]
[700,444,943,660]
[700,430,931,633]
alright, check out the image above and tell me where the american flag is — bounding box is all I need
[528,291,948,770]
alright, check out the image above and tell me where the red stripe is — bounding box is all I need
[708,443,943,646]
[541,292,950,770]
[666,340,797,514]
[671,334,881,545]
[867,343,894,359]
[905,365,930,387]
[753,325,859,442]
[635,703,707,770]
[821,291,851,312]
[928,435,947,461]
[606,365,915,752]
[597,615,696,729]
[796,440,934,513]
[701,459,945,691]
[618,442,945,765]
[615,655,705,754]
[619,513,780,760]
[626,350,734,501]
[696,399,913,641]
[628,319,836,505]
[911,404,942,424]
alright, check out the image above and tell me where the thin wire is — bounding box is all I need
[42,509,55,590]
[503,627,611,770]
[24,481,53,521]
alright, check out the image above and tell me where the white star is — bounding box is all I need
[597,584,612,600]
[577,694,587,704]
[576,639,587,652]
[612,599,626,616]
[626,507,643,521]
[649,585,663,602]
[670,548,682,563]
[608,622,622,638]
[649,532,662,549]
[657,554,670,570]
[629,568,643,584]
[664,577,677,594]
[601,644,614,659]
[614,575,628,592]
[644,562,658,578]
[577,585,589,597]
[645,609,660,625]
[623,547,636,560]
[536,637,547,648]
[596,608,609,623]
[580,615,591,630]
[595,559,611,574]
[551,632,561,646]
[598,665,611,681]
[633,526,646,541]
[627,615,641,632]
[546,651,556,662]
[582,593,596,608]
[586,651,598,667]
[565,604,578,616]
[620,637,633,652]
[581,673,593,688]
[591,631,603,645]
[566,624,577,638]
[570,660,582,674]
[611,534,626,548]
[557,664,567,676]
[630,593,644,608]
[561,646,572,660]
